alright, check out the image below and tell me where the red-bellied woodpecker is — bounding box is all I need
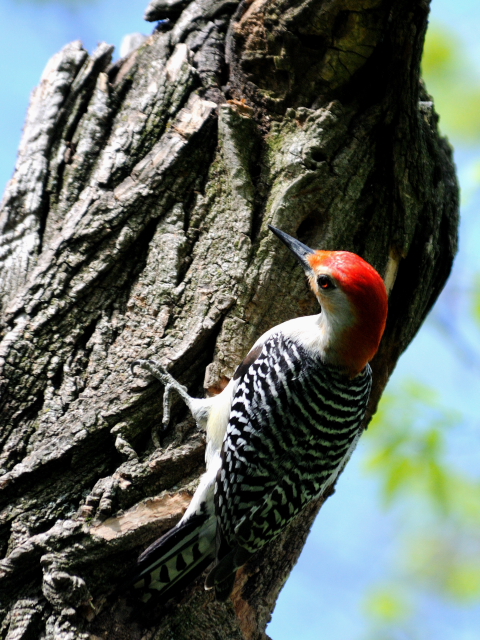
[131,225,388,602]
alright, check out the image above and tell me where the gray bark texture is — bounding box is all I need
[0,0,458,638]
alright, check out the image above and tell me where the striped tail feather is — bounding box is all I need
[133,512,216,603]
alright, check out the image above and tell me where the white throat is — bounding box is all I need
[251,312,341,363]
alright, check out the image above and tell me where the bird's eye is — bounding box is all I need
[317,275,335,290]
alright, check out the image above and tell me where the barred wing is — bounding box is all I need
[215,333,371,553]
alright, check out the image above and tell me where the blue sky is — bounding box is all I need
[1,1,479,638]
[0,0,148,193]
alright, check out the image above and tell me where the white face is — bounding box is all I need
[308,269,356,334]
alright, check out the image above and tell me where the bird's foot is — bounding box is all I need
[131,359,193,430]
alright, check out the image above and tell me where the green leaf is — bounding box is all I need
[472,273,480,326]
[364,588,410,622]
[446,565,480,601]
[422,26,459,76]
[422,23,480,142]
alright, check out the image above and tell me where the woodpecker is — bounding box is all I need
[131,225,388,603]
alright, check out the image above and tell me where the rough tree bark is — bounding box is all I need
[0,0,458,638]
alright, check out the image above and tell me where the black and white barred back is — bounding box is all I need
[215,332,372,554]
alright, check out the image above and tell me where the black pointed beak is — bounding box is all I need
[268,225,315,274]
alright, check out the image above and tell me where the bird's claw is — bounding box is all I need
[131,359,192,432]
[162,383,173,430]
[131,359,169,384]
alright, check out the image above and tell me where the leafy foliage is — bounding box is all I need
[422,25,480,142]
[362,381,480,636]
[366,382,461,511]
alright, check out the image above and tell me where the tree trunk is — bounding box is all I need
[0,0,458,638]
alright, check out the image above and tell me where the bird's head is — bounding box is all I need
[269,225,388,376]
